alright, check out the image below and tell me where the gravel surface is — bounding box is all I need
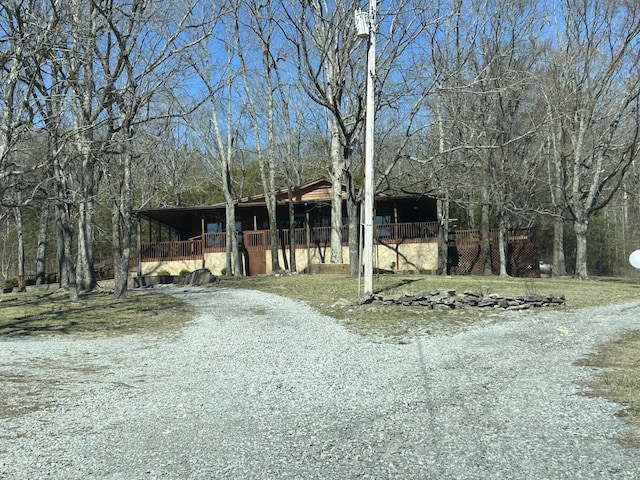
[1,286,640,479]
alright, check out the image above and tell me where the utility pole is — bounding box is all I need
[356,1,376,296]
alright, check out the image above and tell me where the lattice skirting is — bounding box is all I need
[449,232,540,277]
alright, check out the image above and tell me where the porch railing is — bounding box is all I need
[141,221,439,261]
[141,237,202,260]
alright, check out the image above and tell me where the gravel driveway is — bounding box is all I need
[1,286,640,479]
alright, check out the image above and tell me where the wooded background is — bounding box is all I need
[2,0,640,299]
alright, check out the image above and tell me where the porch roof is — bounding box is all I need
[237,178,345,205]
[136,204,225,232]
[135,178,437,232]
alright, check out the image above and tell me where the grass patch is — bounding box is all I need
[218,274,640,340]
[0,288,195,419]
[578,327,640,448]
[0,289,194,338]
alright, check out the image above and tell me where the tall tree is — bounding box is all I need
[235,0,283,273]
[66,0,102,292]
[457,0,544,276]
[285,0,364,267]
[0,0,59,205]
[546,0,640,279]
[189,3,244,276]
[96,0,212,297]
[285,0,430,275]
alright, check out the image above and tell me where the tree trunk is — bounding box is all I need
[113,148,133,299]
[112,208,131,299]
[76,199,97,292]
[221,153,241,276]
[574,218,589,280]
[70,1,98,293]
[437,195,449,275]
[498,214,509,277]
[112,204,125,298]
[347,174,360,277]
[552,209,567,277]
[63,221,79,302]
[330,119,344,264]
[267,196,280,273]
[35,203,49,285]
[481,188,492,275]
[53,151,78,300]
[55,202,67,288]
[466,192,476,230]
[56,202,78,302]
[13,207,25,290]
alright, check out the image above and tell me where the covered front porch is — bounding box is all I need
[137,219,441,277]
[134,179,540,277]
[135,179,440,276]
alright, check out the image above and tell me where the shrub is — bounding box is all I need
[3,278,19,290]
[156,269,171,276]
[179,269,191,276]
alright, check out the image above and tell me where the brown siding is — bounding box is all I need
[296,185,333,202]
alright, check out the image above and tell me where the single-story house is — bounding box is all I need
[135,179,540,277]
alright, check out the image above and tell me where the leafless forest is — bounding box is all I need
[2,0,640,299]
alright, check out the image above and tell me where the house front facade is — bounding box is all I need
[135,179,539,278]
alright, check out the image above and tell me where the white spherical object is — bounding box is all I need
[629,250,640,269]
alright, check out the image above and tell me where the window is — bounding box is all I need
[206,222,224,247]
[207,222,222,233]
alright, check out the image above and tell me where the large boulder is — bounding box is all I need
[188,268,215,286]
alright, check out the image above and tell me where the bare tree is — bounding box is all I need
[235,0,283,273]
[275,83,313,272]
[545,0,640,279]
[133,126,213,209]
[0,0,59,204]
[283,0,364,267]
[34,202,50,284]
[94,0,212,297]
[1,1,73,294]
[59,0,105,293]
[189,4,244,276]
[283,0,430,275]
[446,0,544,276]
[542,92,569,276]
[390,0,541,276]
[421,0,475,275]
[18,0,213,299]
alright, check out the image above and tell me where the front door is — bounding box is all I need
[243,231,267,276]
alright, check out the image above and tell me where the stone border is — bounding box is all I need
[359,290,565,310]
